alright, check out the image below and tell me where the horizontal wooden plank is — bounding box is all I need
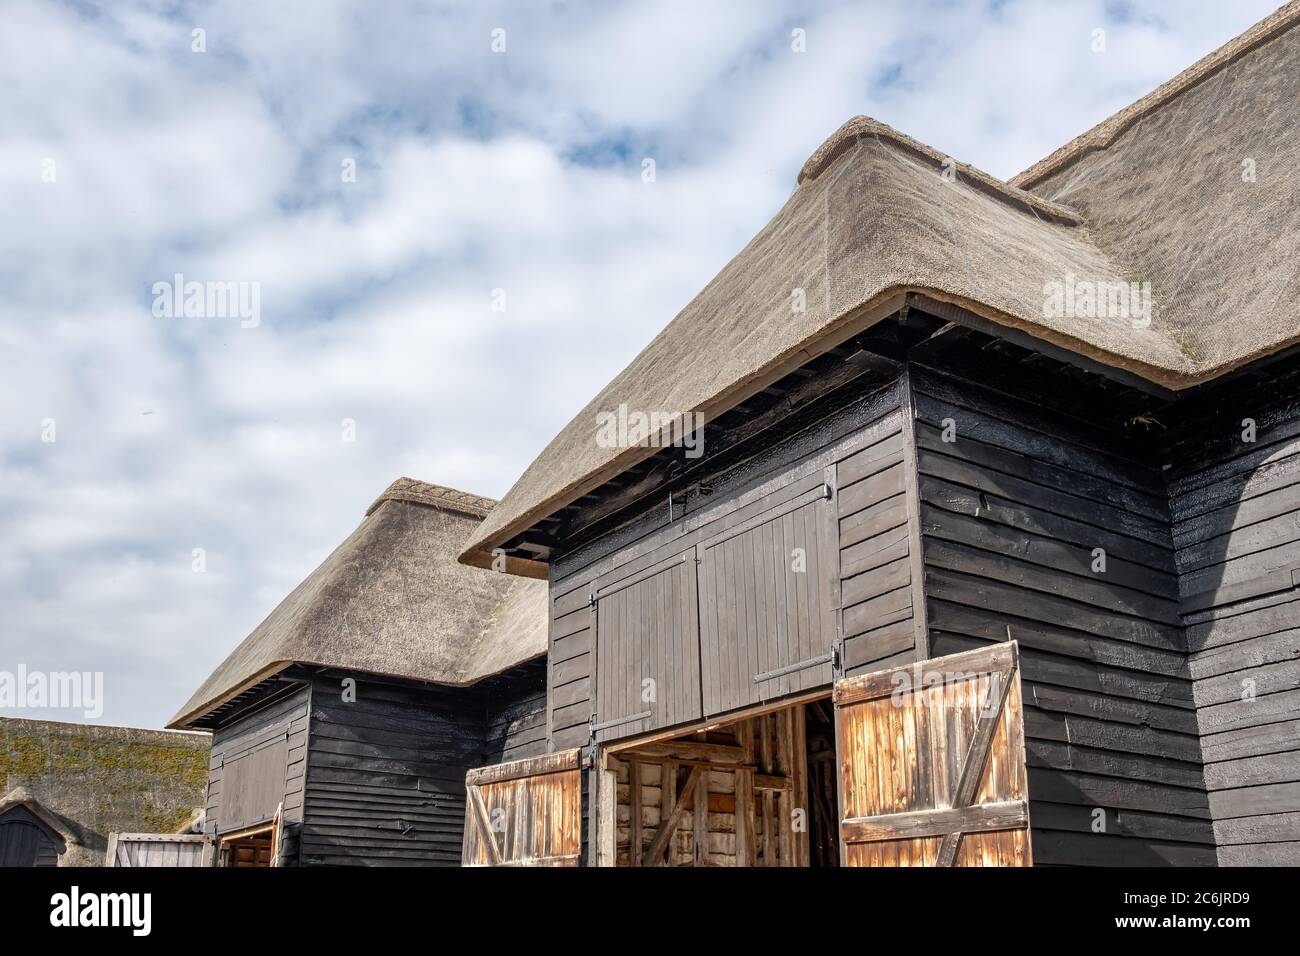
[842,800,1028,844]
[839,493,908,549]
[614,740,746,765]
[465,748,583,786]
[834,641,1016,706]
[837,430,905,489]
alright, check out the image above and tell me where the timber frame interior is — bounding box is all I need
[219,820,277,867]
[596,694,839,867]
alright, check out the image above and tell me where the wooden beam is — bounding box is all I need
[466,748,582,786]
[834,642,1015,706]
[777,710,794,866]
[735,768,756,867]
[791,705,810,867]
[936,664,1016,867]
[466,786,502,866]
[619,740,746,765]
[597,763,617,867]
[642,765,703,867]
[907,293,1178,400]
[629,759,643,867]
[693,765,709,866]
[842,800,1028,844]
[760,716,774,866]
[753,774,793,792]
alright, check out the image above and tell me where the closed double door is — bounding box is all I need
[591,474,840,740]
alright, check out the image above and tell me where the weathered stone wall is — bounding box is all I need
[0,717,209,866]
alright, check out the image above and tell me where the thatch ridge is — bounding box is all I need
[366,477,496,519]
[799,116,1081,224]
[1013,0,1300,189]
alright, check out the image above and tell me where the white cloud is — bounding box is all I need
[0,0,1279,726]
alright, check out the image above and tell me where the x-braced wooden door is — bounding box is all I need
[833,642,1031,866]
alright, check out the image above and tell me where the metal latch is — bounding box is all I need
[591,710,653,734]
[753,652,833,684]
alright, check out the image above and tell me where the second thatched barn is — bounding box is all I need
[167,479,547,866]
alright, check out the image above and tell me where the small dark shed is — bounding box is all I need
[0,789,69,867]
[168,479,548,866]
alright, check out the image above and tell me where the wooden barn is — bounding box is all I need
[457,6,1300,867]
[167,479,548,866]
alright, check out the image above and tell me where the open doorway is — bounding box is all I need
[603,695,839,866]
[218,811,281,867]
[221,827,274,866]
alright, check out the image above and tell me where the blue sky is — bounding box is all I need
[0,0,1281,728]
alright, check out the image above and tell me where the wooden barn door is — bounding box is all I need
[834,642,1031,866]
[697,472,839,716]
[592,548,702,742]
[462,749,583,866]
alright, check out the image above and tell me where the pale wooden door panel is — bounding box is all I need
[462,749,583,867]
[835,642,1031,866]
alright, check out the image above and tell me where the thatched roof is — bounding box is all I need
[460,3,1300,572]
[1010,0,1300,379]
[1,719,208,865]
[170,479,547,729]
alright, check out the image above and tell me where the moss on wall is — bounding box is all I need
[0,717,210,866]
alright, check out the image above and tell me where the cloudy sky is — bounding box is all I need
[0,0,1280,729]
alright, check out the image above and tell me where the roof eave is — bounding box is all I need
[458,282,1278,572]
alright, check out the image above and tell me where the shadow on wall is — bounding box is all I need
[1166,365,1300,866]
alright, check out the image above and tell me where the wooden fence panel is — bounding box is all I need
[106,833,213,867]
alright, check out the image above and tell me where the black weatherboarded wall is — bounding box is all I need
[206,684,310,862]
[204,661,546,867]
[909,365,1215,866]
[300,664,546,866]
[1165,359,1300,866]
[0,806,62,867]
